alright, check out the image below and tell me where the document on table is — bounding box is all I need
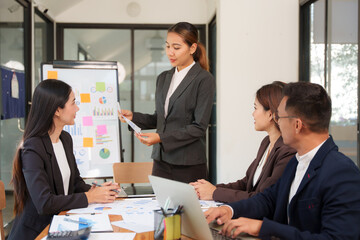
[67,198,159,215]
[199,200,223,209]
[48,213,112,233]
[89,232,136,240]
[111,220,154,233]
[41,232,136,240]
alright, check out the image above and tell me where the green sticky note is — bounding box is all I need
[96,82,106,92]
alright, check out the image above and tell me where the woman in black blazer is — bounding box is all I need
[8,80,120,240]
[119,22,215,183]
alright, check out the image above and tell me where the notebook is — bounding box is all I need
[149,175,256,240]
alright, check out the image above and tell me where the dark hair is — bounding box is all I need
[283,82,331,133]
[168,22,209,71]
[256,81,286,130]
[11,79,72,215]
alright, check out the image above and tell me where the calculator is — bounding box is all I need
[47,226,92,239]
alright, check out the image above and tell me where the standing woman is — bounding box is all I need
[8,80,120,240]
[119,22,215,183]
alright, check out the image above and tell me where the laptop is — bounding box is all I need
[149,175,256,240]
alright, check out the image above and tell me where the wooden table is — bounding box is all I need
[35,207,193,240]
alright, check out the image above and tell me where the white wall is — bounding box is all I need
[216,0,299,183]
[49,0,209,24]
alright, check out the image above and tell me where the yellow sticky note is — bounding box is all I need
[96,82,106,92]
[47,71,58,79]
[80,93,91,103]
[83,138,93,148]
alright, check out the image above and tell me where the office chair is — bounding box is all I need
[113,162,153,184]
[0,180,6,240]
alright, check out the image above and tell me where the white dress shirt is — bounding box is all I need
[252,144,270,187]
[52,140,71,195]
[164,61,195,117]
[288,139,327,204]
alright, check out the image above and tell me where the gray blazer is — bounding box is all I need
[132,62,215,165]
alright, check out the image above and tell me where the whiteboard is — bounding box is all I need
[41,61,123,178]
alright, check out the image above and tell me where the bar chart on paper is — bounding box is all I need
[64,123,82,136]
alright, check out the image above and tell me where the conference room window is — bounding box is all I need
[34,9,54,87]
[133,30,171,163]
[300,0,359,165]
[0,0,27,229]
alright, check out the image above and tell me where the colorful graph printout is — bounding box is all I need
[99,148,110,159]
[42,62,121,178]
[99,96,107,104]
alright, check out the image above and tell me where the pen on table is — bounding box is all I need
[64,218,89,225]
[91,182,121,194]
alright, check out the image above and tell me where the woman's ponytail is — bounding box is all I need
[193,42,209,71]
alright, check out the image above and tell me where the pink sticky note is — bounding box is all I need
[82,116,93,126]
[97,125,107,135]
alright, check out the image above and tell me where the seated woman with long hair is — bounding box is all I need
[191,82,296,203]
[8,79,120,240]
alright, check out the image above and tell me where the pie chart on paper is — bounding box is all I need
[99,96,107,104]
[99,148,110,159]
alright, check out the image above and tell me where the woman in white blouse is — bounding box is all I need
[191,82,296,203]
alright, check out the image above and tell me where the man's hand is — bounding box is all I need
[204,206,233,224]
[221,217,263,238]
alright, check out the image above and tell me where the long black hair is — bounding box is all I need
[11,79,72,215]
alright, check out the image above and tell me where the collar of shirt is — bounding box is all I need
[173,61,195,79]
[295,138,328,164]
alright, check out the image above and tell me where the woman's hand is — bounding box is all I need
[118,109,133,122]
[135,132,161,146]
[191,179,216,200]
[85,181,120,204]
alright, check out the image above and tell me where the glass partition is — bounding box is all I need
[134,30,171,163]
[0,0,25,226]
[308,0,358,164]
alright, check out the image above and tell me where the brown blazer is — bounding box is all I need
[213,136,296,203]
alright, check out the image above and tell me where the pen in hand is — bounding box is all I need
[91,182,121,194]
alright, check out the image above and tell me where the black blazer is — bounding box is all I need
[132,62,215,165]
[213,136,296,203]
[8,131,90,240]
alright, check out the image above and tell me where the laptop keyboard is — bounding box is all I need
[210,227,238,240]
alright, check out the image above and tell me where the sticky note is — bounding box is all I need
[83,138,93,148]
[97,125,107,135]
[80,93,91,103]
[96,82,106,92]
[47,71,58,79]
[82,116,93,126]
